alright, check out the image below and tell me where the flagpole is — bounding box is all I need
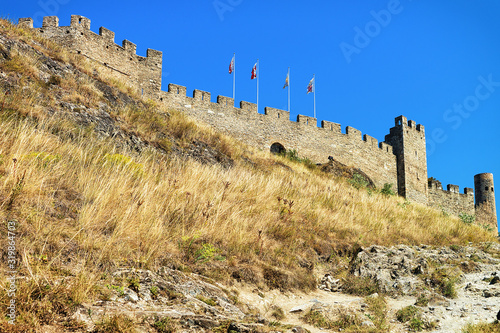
[233,52,235,106]
[313,74,316,119]
[288,67,290,113]
[257,59,259,112]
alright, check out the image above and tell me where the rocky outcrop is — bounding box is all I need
[71,267,255,332]
[351,244,500,295]
[349,243,500,332]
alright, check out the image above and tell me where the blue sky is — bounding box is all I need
[3,1,500,206]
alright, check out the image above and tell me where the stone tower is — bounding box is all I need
[385,116,428,205]
[474,173,498,232]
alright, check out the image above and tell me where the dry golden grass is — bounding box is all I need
[0,114,494,268]
[0,17,498,329]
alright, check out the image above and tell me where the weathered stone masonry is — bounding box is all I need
[160,84,398,190]
[18,16,162,97]
[17,15,498,232]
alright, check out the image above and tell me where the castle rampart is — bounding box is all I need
[16,15,498,232]
[23,15,163,97]
[159,84,398,189]
[427,179,475,216]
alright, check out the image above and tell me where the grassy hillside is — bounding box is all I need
[0,19,498,330]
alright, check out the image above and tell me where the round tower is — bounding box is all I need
[474,173,497,231]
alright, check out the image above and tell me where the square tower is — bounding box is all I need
[385,116,428,205]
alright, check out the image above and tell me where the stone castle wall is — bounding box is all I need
[19,15,163,97]
[428,180,475,216]
[16,15,498,231]
[160,84,398,189]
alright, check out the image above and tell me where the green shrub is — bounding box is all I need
[333,309,362,330]
[127,277,140,293]
[301,310,334,329]
[396,306,429,332]
[396,305,420,323]
[93,315,134,333]
[461,322,500,333]
[380,183,396,196]
[154,317,177,333]
[459,213,476,225]
[479,223,494,232]
[365,295,389,331]
[195,243,225,263]
[396,304,438,331]
[270,306,285,321]
[150,286,159,299]
[442,279,457,298]
[349,173,369,189]
[342,275,379,296]
[196,295,217,306]
[409,317,425,331]
[424,266,460,299]
[414,294,429,307]
[24,151,61,168]
[284,149,300,162]
[281,149,317,169]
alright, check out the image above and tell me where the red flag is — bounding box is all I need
[307,77,314,94]
[251,63,257,80]
[229,55,235,74]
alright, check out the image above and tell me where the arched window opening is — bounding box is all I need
[270,142,286,155]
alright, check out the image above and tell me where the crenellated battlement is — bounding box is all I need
[428,179,474,196]
[428,178,475,216]
[15,14,496,231]
[99,27,115,43]
[393,115,425,133]
[42,16,59,28]
[297,115,317,127]
[18,17,34,29]
[321,120,340,132]
[70,15,90,30]
[161,84,395,156]
[19,15,162,96]
[265,107,289,120]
